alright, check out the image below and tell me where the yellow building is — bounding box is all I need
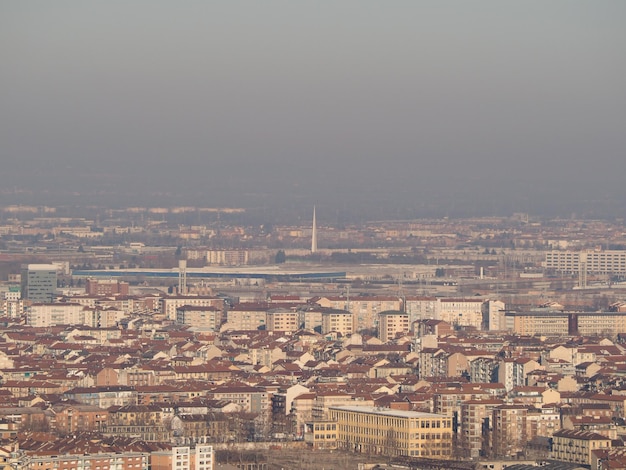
[577,312,626,336]
[378,311,410,342]
[304,420,338,449]
[551,429,611,466]
[152,445,214,470]
[175,306,220,331]
[315,296,401,331]
[509,312,569,336]
[321,309,355,336]
[266,308,299,332]
[224,303,268,331]
[506,311,626,337]
[329,406,453,458]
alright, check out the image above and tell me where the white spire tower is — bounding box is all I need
[311,206,318,253]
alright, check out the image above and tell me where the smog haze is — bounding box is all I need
[2,1,625,221]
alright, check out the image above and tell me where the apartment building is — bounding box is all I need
[304,420,338,449]
[176,305,221,331]
[577,312,626,336]
[506,311,626,336]
[492,405,528,457]
[545,250,626,274]
[25,452,149,470]
[52,404,108,435]
[321,309,354,336]
[206,249,249,266]
[85,279,129,296]
[378,311,410,342]
[82,306,126,328]
[106,404,169,442]
[1,298,24,319]
[329,406,453,459]
[438,298,484,330]
[27,303,84,327]
[314,296,401,331]
[224,303,268,331]
[526,406,560,441]
[152,445,214,470]
[404,296,438,325]
[64,386,138,408]
[460,399,503,458]
[498,358,542,392]
[161,296,224,321]
[551,429,611,466]
[205,384,268,414]
[312,393,374,420]
[507,312,570,336]
[266,308,299,332]
[482,300,507,331]
[299,307,323,331]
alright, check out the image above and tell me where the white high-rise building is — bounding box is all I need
[544,250,626,275]
[27,303,84,327]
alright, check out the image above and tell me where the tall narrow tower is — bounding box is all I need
[311,206,318,253]
[178,259,188,295]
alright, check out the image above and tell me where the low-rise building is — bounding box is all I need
[329,405,453,459]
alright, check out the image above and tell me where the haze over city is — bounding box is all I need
[2,1,626,221]
[6,4,626,469]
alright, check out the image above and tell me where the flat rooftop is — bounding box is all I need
[72,267,346,281]
[329,405,445,419]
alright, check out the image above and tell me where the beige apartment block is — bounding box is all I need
[507,311,626,337]
[492,405,528,457]
[378,311,410,342]
[160,296,224,321]
[321,309,355,336]
[330,406,453,459]
[152,444,214,470]
[224,303,268,331]
[175,305,221,331]
[460,399,504,459]
[545,250,626,274]
[314,296,401,331]
[551,429,611,466]
[404,296,439,325]
[266,308,299,332]
[509,312,570,336]
[577,312,626,336]
[312,393,374,420]
[206,249,249,266]
[304,420,338,449]
[438,298,485,330]
[27,303,84,327]
[25,452,149,470]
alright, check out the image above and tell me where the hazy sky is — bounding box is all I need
[1,2,625,217]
